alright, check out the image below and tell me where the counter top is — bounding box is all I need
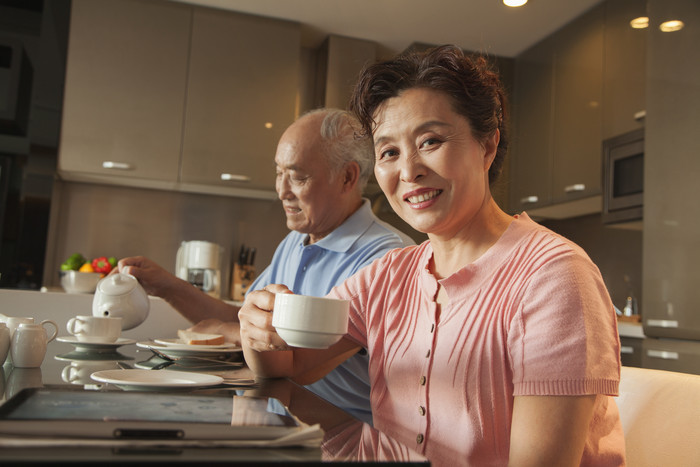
[618,320,645,339]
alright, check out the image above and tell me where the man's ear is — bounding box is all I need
[341,161,361,193]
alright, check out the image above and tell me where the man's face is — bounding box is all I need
[274,118,347,244]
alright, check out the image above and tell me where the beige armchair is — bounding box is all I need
[616,366,700,466]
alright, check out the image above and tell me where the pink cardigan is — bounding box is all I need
[329,213,625,466]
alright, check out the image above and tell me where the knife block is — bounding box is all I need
[231,264,255,301]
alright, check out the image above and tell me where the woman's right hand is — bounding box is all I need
[238,283,292,353]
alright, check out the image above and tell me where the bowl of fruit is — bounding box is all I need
[59,253,118,294]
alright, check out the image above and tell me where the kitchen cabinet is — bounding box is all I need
[602,0,647,140]
[59,0,300,198]
[179,8,299,191]
[509,4,604,215]
[58,0,190,185]
[642,0,700,346]
[313,34,377,109]
[642,338,700,376]
[509,35,555,211]
[620,336,643,368]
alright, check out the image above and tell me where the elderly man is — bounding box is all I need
[119,108,414,424]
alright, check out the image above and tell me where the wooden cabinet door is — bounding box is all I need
[59,0,190,182]
[509,36,554,213]
[550,4,604,204]
[180,9,300,192]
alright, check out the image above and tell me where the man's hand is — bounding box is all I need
[117,256,180,298]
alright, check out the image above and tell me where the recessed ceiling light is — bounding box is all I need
[629,17,649,29]
[503,0,527,7]
[264,122,273,129]
[659,20,684,32]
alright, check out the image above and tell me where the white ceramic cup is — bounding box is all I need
[272,293,349,349]
[66,315,122,343]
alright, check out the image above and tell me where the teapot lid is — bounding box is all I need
[96,273,138,296]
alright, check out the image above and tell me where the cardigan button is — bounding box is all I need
[416,433,424,444]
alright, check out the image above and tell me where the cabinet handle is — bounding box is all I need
[646,319,679,328]
[102,161,134,170]
[646,349,679,360]
[220,173,251,182]
[564,183,585,193]
[520,195,539,204]
[620,346,635,355]
[634,110,646,121]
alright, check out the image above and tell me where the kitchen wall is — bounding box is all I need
[44,180,290,299]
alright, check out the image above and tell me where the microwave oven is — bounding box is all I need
[602,128,644,224]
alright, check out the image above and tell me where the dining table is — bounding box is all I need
[0,335,430,465]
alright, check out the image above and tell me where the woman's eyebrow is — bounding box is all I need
[373,120,453,148]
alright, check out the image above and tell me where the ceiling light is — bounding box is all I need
[264,122,273,129]
[659,20,684,32]
[503,0,527,7]
[629,17,649,29]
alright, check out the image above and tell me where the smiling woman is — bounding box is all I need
[239,45,626,467]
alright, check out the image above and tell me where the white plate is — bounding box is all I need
[57,336,136,352]
[153,338,236,350]
[137,341,242,359]
[90,369,224,391]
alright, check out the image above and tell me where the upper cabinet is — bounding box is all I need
[59,0,190,185]
[313,35,377,110]
[510,4,605,216]
[550,4,605,206]
[179,9,300,191]
[58,0,300,198]
[602,0,647,140]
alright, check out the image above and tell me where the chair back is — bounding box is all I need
[616,366,700,466]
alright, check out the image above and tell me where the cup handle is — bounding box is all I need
[66,318,79,336]
[41,319,58,342]
[61,365,76,383]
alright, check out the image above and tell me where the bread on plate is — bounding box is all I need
[177,329,225,346]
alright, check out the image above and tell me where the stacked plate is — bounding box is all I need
[136,338,242,360]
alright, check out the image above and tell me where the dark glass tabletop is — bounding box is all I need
[0,339,429,465]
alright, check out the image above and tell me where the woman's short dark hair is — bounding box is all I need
[349,45,509,184]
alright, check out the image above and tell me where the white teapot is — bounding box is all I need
[92,273,150,330]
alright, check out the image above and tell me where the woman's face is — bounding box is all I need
[371,87,498,238]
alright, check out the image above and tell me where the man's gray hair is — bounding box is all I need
[305,108,375,191]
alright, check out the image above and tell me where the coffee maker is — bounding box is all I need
[175,241,223,299]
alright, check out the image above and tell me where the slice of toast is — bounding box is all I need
[177,329,225,346]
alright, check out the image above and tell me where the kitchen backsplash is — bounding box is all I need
[44,180,290,299]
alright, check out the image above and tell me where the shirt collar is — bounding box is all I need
[302,199,375,253]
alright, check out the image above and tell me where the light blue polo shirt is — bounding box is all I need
[248,199,414,424]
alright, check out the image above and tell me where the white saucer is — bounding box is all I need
[90,369,224,391]
[57,336,136,352]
